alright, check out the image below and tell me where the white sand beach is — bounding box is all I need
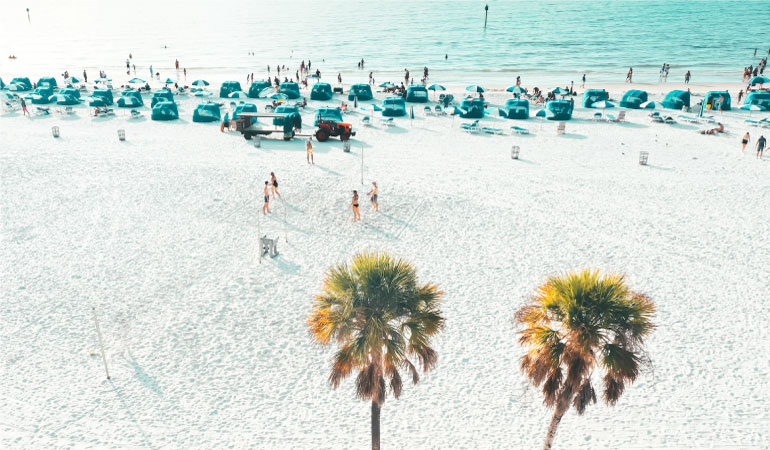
[2,78,769,449]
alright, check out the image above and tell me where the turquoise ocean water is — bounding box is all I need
[0,0,768,86]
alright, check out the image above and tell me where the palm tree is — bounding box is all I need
[515,269,655,450]
[308,252,445,450]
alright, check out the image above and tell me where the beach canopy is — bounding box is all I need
[219,81,243,98]
[192,80,209,86]
[28,87,54,104]
[232,102,258,121]
[619,89,648,109]
[273,105,300,126]
[428,84,446,91]
[117,90,143,107]
[228,91,249,99]
[151,89,174,107]
[88,97,108,107]
[248,80,271,98]
[703,91,731,111]
[192,102,221,123]
[92,88,114,104]
[310,82,333,101]
[499,98,530,119]
[459,97,485,118]
[151,101,179,121]
[37,77,58,89]
[49,94,80,105]
[381,96,407,117]
[582,89,609,108]
[466,85,485,93]
[661,90,690,110]
[406,85,429,103]
[748,76,770,86]
[59,87,81,99]
[742,92,770,111]
[348,83,373,101]
[545,99,574,120]
[129,78,145,84]
[68,77,81,83]
[550,87,569,95]
[278,82,301,99]
[10,77,32,91]
[314,106,343,125]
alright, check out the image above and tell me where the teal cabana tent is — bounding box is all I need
[348,83,373,101]
[219,81,242,98]
[310,82,333,101]
[117,90,144,107]
[10,77,32,91]
[50,94,80,105]
[0,77,4,89]
[498,98,529,119]
[151,90,174,107]
[742,92,770,111]
[37,77,58,89]
[382,96,406,117]
[619,89,648,109]
[661,90,690,110]
[59,87,81,99]
[192,102,221,122]
[406,85,429,103]
[248,80,271,98]
[459,97,485,118]
[545,99,573,120]
[92,88,114,105]
[273,104,300,126]
[278,82,301,99]
[232,102,258,122]
[314,107,343,125]
[582,89,609,108]
[703,91,731,111]
[151,101,179,121]
[28,87,54,104]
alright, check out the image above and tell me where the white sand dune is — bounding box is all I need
[1,87,769,449]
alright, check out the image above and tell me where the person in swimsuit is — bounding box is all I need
[757,135,766,160]
[306,138,314,164]
[367,182,379,212]
[626,67,633,83]
[263,181,271,215]
[351,190,360,222]
[270,172,282,199]
[741,132,750,153]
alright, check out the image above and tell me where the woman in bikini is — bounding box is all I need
[270,172,282,199]
[263,181,271,215]
[367,182,378,212]
[351,191,361,222]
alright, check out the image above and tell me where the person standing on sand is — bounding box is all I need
[626,67,633,83]
[306,138,314,164]
[738,89,744,104]
[270,172,282,200]
[21,97,29,116]
[221,112,229,132]
[263,182,271,215]
[757,135,766,160]
[367,182,379,212]
[685,70,691,84]
[337,73,342,85]
[741,132,750,152]
[83,70,88,82]
[351,191,361,222]
[183,68,186,79]
[581,73,586,88]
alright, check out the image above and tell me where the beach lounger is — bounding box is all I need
[663,116,676,124]
[434,105,445,115]
[511,126,529,135]
[361,115,372,126]
[648,112,663,123]
[460,120,479,133]
[481,126,504,135]
[678,115,700,123]
[556,122,566,134]
[592,112,603,121]
[36,107,50,116]
[424,106,433,116]
[381,117,394,127]
[129,109,142,119]
[3,101,20,112]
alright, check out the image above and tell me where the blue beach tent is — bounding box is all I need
[248,80,271,98]
[59,87,81,99]
[37,77,58,89]
[742,92,770,111]
[273,104,300,126]
[381,96,407,117]
[232,102,258,122]
[406,85,429,103]
[459,97,485,118]
[348,83,373,101]
[545,99,574,120]
[151,101,179,121]
[117,90,144,107]
[498,98,529,119]
[582,89,609,108]
[192,102,221,122]
[278,82,301,99]
[661,90,690,110]
[28,87,54,104]
[219,81,242,98]
[10,77,32,91]
[151,89,174,107]
[619,89,648,109]
[703,91,731,111]
[92,88,113,105]
[50,94,80,105]
[310,82,333,101]
[314,107,343,125]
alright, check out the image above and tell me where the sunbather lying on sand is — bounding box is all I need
[699,123,724,135]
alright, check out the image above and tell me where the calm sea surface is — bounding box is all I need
[0,0,768,86]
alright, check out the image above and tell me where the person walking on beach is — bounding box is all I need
[263,182,271,215]
[306,138,314,164]
[757,135,766,160]
[626,67,633,83]
[183,68,186,79]
[516,75,521,86]
[21,97,29,116]
[83,70,87,83]
[738,89,744,104]
[175,59,179,70]
[270,172,282,200]
[367,182,379,212]
[337,73,342,85]
[221,112,229,132]
[741,132,751,153]
[581,73,586,88]
[351,190,361,222]
[685,70,691,84]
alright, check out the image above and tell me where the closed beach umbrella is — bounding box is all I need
[192,79,210,86]
[354,96,358,108]
[748,76,770,86]
[129,78,145,84]
[228,91,248,99]
[410,106,415,119]
[466,85,485,93]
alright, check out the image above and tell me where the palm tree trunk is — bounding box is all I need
[371,400,381,450]
[542,391,572,450]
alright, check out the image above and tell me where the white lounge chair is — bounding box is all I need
[434,105,445,115]
[460,120,479,133]
[129,109,142,119]
[424,106,433,116]
[481,126,504,135]
[3,101,20,112]
[678,115,699,123]
[592,112,603,121]
[381,117,394,127]
[556,122,566,134]
[511,125,529,134]
[649,111,663,123]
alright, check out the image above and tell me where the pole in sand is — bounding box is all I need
[361,144,364,185]
[257,207,261,265]
[484,5,488,28]
[92,306,111,380]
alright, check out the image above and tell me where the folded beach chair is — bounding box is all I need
[361,115,372,126]
[4,101,20,111]
[663,115,676,124]
[511,125,529,134]
[380,117,394,127]
[129,109,142,119]
[481,126,504,135]
[434,105,445,115]
[648,111,663,123]
[460,120,479,133]
[556,122,566,134]
[592,112,603,121]
[36,107,50,115]
[424,105,433,116]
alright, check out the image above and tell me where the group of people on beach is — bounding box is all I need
[741,132,766,159]
[351,182,378,222]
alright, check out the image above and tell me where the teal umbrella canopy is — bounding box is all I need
[192,79,210,86]
[428,84,446,91]
[748,76,769,85]
[466,85,485,93]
